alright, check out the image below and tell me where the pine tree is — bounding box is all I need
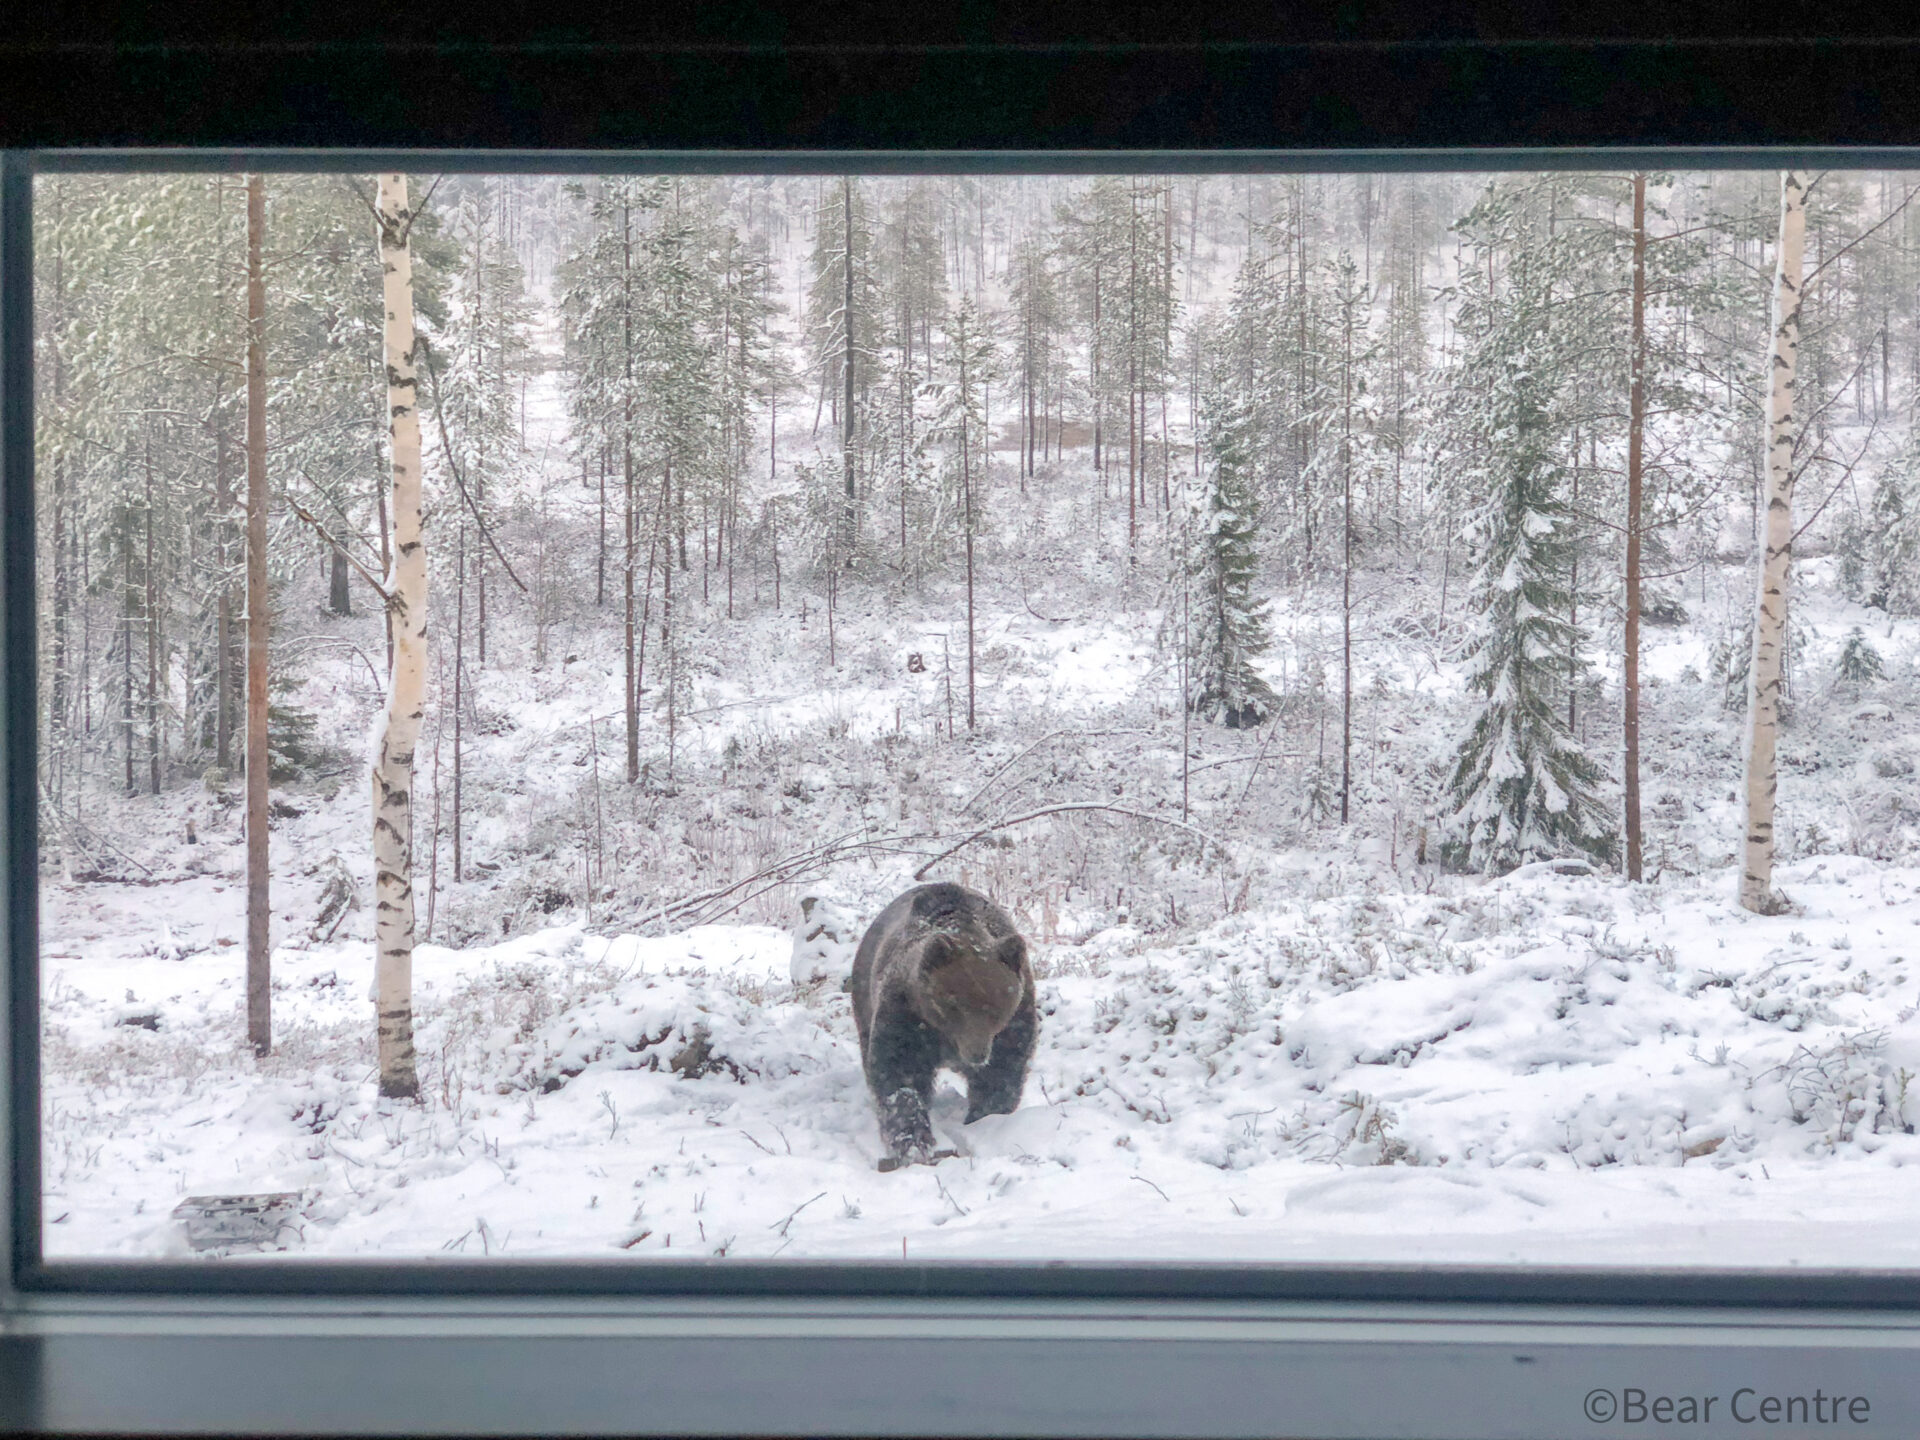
[1438,238,1615,874]
[1187,374,1277,729]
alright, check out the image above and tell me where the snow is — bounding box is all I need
[39,855,1920,1264]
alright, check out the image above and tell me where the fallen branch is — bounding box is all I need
[661,831,938,930]
[289,636,387,692]
[40,778,155,878]
[959,728,1151,815]
[1020,575,1072,624]
[913,802,1233,882]
[1188,747,1306,777]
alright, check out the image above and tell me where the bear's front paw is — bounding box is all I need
[877,1146,958,1172]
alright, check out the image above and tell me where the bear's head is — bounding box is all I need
[916,930,1027,1067]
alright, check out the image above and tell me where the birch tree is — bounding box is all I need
[1739,171,1807,916]
[372,173,425,1099]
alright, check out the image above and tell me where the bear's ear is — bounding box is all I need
[920,934,959,969]
[994,934,1027,971]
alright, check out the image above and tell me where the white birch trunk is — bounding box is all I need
[1739,170,1807,915]
[373,174,424,1097]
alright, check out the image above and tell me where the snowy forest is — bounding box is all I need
[31,169,1920,1264]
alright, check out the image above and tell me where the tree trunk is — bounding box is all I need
[621,195,640,784]
[1023,286,1034,484]
[900,295,910,563]
[426,648,443,941]
[48,182,72,797]
[962,340,976,732]
[1623,173,1648,883]
[843,176,858,565]
[1569,428,1581,734]
[475,464,487,666]
[122,539,133,795]
[1340,294,1354,826]
[662,458,676,778]
[329,543,352,616]
[245,172,272,1058]
[624,436,638,782]
[374,436,392,672]
[453,526,466,883]
[1740,170,1807,915]
[144,432,161,797]
[371,172,425,1099]
[1127,186,1139,562]
[1092,259,1103,477]
[212,198,236,771]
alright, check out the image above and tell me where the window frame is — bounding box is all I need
[8,145,1920,1437]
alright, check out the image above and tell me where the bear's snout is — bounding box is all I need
[956,1034,994,1068]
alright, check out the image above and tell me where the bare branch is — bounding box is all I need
[959,727,1151,815]
[283,495,396,608]
[417,334,532,595]
[1790,418,1880,550]
[339,176,383,229]
[402,174,447,243]
[1804,184,1920,290]
[913,803,1232,883]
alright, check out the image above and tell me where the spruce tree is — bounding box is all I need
[1870,442,1920,613]
[1438,239,1614,874]
[1187,382,1278,729]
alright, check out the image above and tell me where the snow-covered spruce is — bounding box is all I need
[1435,224,1614,874]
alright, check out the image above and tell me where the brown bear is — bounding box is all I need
[848,882,1038,1171]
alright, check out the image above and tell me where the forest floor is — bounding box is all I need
[37,851,1920,1264]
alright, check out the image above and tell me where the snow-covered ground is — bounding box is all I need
[40,853,1920,1264]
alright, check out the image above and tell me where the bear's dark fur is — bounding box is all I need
[848,883,1038,1170]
